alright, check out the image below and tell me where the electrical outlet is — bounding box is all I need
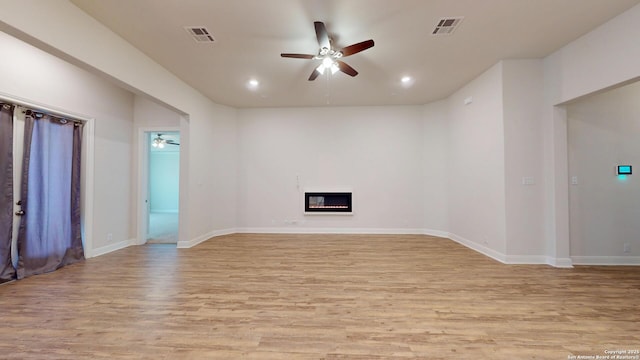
[624,243,631,253]
[107,233,113,241]
[522,177,535,185]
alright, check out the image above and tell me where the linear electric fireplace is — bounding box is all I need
[305,192,352,213]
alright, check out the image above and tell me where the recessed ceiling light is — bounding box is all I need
[247,79,259,90]
[400,76,414,88]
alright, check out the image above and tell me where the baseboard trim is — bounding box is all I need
[177,228,236,249]
[235,227,430,235]
[572,256,640,266]
[90,238,136,258]
[503,255,550,265]
[548,257,574,268]
[87,230,636,267]
[447,232,507,264]
[422,229,449,238]
[502,255,573,268]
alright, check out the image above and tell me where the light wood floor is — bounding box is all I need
[0,234,638,359]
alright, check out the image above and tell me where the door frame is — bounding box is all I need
[136,127,180,245]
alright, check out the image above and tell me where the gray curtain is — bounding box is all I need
[0,104,16,283]
[16,112,84,279]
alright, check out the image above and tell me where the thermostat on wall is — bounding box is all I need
[617,165,632,175]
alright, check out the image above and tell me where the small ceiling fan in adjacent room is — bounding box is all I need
[151,133,179,149]
[281,21,375,81]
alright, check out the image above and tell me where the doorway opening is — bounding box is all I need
[2,98,93,284]
[146,131,180,243]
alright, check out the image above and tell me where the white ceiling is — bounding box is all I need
[70,0,640,108]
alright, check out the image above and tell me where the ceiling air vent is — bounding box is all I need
[185,26,215,43]
[432,17,464,35]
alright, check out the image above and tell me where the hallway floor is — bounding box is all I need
[147,212,178,243]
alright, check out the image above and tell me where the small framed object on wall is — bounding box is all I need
[617,165,632,175]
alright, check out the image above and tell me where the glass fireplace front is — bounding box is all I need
[305,192,352,213]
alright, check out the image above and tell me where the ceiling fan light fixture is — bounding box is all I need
[152,135,167,149]
[330,62,340,74]
[281,21,374,81]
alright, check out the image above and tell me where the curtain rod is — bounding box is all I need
[0,92,93,124]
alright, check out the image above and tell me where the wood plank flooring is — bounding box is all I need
[0,234,639,359]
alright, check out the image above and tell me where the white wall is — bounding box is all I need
[149,151,180,212]
[0,0,238,247]
[237,105,445,233]
[422,100,449,233]
[545,4,640,105]
[133,96,182,128]
[0,31,134,251]
[447,63,507,256]
[502,60,546,259]
[567,81,640,264]
[542,2,640,265]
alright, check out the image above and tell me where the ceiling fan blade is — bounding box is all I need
[308,68,321,81]
[336,60,358,77]
[314,21,330,50]
[281,53,315,59]
[340,39,375,57]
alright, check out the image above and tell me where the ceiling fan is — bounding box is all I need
[281,21,375,81]
[151,133,179,148]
